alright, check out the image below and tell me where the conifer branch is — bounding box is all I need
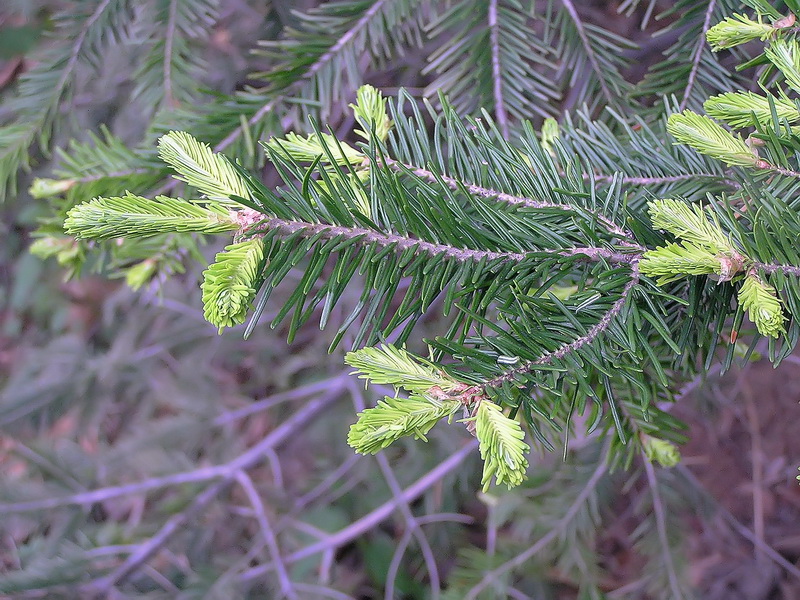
[642,456,683,599]
[162,0,179,107]
[592,172,740,188]
[216,0,396,152]
[559,0,615,106]
[755,262,800,276]
[251,217,635,266]
[465,457,608,599]
[680,0,718,111]
[482,265,640,389]
[387,160,637,242]
[488,0,509,138]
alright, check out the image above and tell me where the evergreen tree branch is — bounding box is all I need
[481,265,640,390]
[755,261,800,276]
[681,0,718,111]
[217,0,415,152]
[488,0,509,138]
[464,457,608,600]
[250,217,634,265]
[592,172,739,188]
[386,159,637,242]
[559,0,615,107]
[162,0,180,107]
[642,456,682,599]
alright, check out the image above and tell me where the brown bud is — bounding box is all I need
[773,14,796,29]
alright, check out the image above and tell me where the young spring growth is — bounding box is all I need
[640,243,731,284]
[64,194,239,240]
[706,13,774,51]
[124,258,158,291]
[737,273,786,338]
[704,91,800,128]
[647,199,736,255]
[641,199,746,284]
[158,132,251,203]
[201,239,265,333]
[347,395,461,454]
[345,345,530,490]
[345,345,464,453]
[29,178,76,199]
[29,236,83,276]
[345,344,463,396]
[540,117,559,156]
[667,111,759,167]
[471,400,529,491]
[262,132,364,167]
[764,38,800,94]
[642,435,681,468]
[349,84,393,143]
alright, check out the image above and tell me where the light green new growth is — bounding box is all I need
[639,242,726,284]
[738,274,786,338]
[706,13,774,51]
[347,395,461,454]
[316,171,371,218]
[704,91,800,128]
[125,259,158,291]
[642,436,681,468]
[29,236,82,274]
[345,344,460,395]
[349,84,393,142]
[64,194,238,240]
[765,38,800,94]
[540,117,559,156]
[201,239,265,333]
[346,345,531,490]
[262,132,364,166]
[158,131,251,202]
[647,199,736,255]
[473,401,530,491]
[667,111,758,167]
[29,177,77,199]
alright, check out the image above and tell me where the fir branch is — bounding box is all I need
[347,395,461,454]
[737,272,786,338]
[642,456,683,599]
[251,217,633,265]
[488,0,509,138]
[764,37,800,93]
[464,457,608,600]
[681,0,718,111]
[132,0,218,109]
[345,345,461,395]
[559,0,615,107]
[201,239,265,332]
[706,12,773,50]
[667,110,759,167]
[0,0,134,198]
[592,172,735,186]
[482,265,640,389]
[217,0,423,151]
[754,261,800,276]
[162,0,180,107]
[704,91,800,128]
[386,160,636,242]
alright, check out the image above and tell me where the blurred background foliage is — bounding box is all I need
[2,0,800,598]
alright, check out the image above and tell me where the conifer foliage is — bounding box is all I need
[46,0,800,488]
[10,0,800,595]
